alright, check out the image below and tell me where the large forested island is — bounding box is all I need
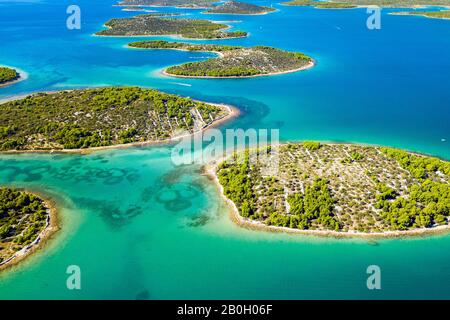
[392,10,450,19]
[117,0,217,7]
[129,40,314,77]
[282,0,450,8]
[205,1,276,14]
[0,188,54,269]
[0,87,230,151]
[0,67,20,87]
[215,142,450,236]
[96,15,247,39]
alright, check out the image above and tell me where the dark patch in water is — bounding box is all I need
[160,165,193,184]
[73,196,144,228]
[135,290,150,300]
[188,214,210,227]
[164,199,192,212]
[141,186,156,202]
[0,165,23,182]
[1,159,140,186]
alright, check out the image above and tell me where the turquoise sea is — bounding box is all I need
[0,0,449,299]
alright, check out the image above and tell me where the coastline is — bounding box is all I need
[114,4,213,9]
[126,44,226,58]
[201,8,279,15]
[94,21,248,41]
[0,188,60,272]
[161,59,315,79]
[0,94,239,155]
[279,2,450,9]
[389,12,450,20]
[203,142,450,239]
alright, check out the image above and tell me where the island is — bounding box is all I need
[205,1,276,15]
[122,6,146,11]
[282,0,357,9]
[0,188,57,270]
[391,10,450,19]
[213,142,450,236]
[96,14,247,39]
[117,0,218,8]
[129,40,314,77]
[131,12,183,16]
[0,87,233,152]
[0,66,20,87]
[282,0,450,8]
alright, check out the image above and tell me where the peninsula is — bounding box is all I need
[129,40,314,77]
[391,10,450,19]
[214,142,450,236]
[0,87,231,152]
[96,15,247,39]
[0,67,20,87]
[0,188,57,270]
[205,1,276,15]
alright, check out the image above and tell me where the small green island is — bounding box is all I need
[0,188,55,269]
[96,14,247,39]
[0,87,231,151]
[0,66,20,87]
[282,0,450,8]
[117,0,217,8]
[391,10,450,19]
[205,1,276,15]
[215,142,450,236]
[121,6,146,11]
[282,0,358,9]
[129,40,314,77]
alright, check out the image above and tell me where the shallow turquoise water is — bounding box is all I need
[0,0,449,299]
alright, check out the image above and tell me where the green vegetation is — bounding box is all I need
[282,0,450,8]
[96,15,247,39]
[303,141,321,150]
[130,12,182,16]
[218,152,257,219]
[375,148,450,230]
[283,178,340,230]
[129,40,241,52]
[392,10,450,19]
[206,1,276,14]
[0,188,49,264]
[282,0,357,8]
[0,87,229,151]
[216,143,450,234]
[129,41,313,77]
[117,0,217,7]
[0,67,19,85]
[335,0,450,6]
[122,6,145,10]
